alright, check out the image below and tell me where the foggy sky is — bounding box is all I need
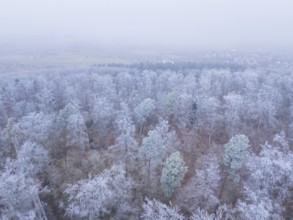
[1,0,293,51]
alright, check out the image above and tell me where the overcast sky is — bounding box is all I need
[0,0,293,51]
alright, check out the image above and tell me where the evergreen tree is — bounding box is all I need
[161,151,188,197]
[135,98,156,137]
[224,134,249,182]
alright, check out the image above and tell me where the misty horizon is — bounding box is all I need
[1,0,293,53]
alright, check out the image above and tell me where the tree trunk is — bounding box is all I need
[231,120,235,138]
[63,130,68,169]
[219,171,228,200]
[33,193,48,220]
[192,126,198,154]
[140,124,144,141]
[124,144,129,177]
[64,148,68,169]
[147,159,151,196]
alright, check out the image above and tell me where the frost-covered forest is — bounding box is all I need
[1,53,293,220]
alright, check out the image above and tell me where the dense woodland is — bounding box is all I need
[1,54,293,219]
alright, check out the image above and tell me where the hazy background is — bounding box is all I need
[0,0,293,52]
